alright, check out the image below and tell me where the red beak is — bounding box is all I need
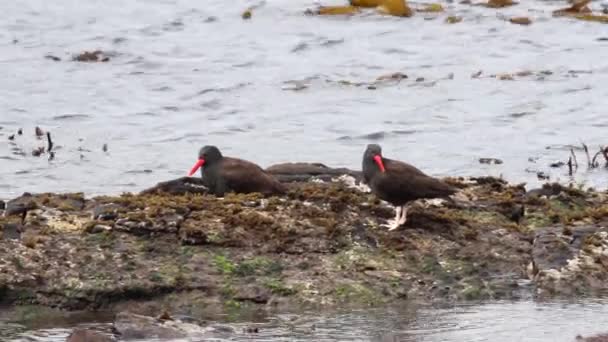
[187,159,205,176]
[373,155,385,173]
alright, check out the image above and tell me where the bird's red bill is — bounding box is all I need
[188,159,205,176]
[373,155,386,172]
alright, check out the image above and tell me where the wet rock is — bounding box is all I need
[577,333,608,342]
[66,328,115,342]
[526,183,566,198]
[0,200,5,210]
[73,50,111,62]
[266,162,362,183]
[140,177,209,195]
[92,204,122,221]
[478,158,503,165]
[44,55,61,62]
[532,226,608,296]
[5,193,37,216]
[2,222,22,240]
[233,285,272,304]
[1,177,608,310]
[114,312,210,340]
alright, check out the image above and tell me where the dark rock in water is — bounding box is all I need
[0,200,5,210]
[73,50,111,62]
[140,177,209,195]
[478,157,503,165]
[531,225,608,296]
[266,162,362,183]
[549,161,565,168]
[44,55,61,62]
[114,312,209,340]
[2,223,22,240]
[66,328,115,342]
[5,193,37,216]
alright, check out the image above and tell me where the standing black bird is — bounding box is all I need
[362,144,456,230]
[187,145,286,196]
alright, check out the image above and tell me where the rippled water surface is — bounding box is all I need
[1,0,608,198]
[4,300,608,341]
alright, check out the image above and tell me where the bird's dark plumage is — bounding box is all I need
[188,145,286,196]
[362,144,456,230]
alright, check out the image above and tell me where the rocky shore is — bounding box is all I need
[1,169,608,315]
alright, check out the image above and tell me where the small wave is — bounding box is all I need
[134,112,159,117]
[155,132,205,143]
[52,114,90,121]
[338,130,416,141]
[124,169,153,174]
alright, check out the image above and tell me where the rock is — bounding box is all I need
[266,162,362,183]
[577,333,608,341]
[5,193,37,216]
[478,158,503,165]
[0,177,607,310]
[2,223,22,240]
[66,328,115,342]
[44,55,61,62]
[0,200,5,210]
[114,312,210,340]
[92,204,122,221]
[532,226,608,296]
[233,285,271,304]
[526,183,565,198]
[140,177,209,195]
[73,50,111,62]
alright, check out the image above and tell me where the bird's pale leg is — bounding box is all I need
[389,205,408,231]
[382,206,401,230]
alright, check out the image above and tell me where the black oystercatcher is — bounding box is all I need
[362,144,456,230]
[187,145,286,196]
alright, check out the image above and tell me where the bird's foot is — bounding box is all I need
[382,219,401,231]
[387,221,401,231]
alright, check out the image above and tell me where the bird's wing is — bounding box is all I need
[221,158,285,194]
[375,162,455,200]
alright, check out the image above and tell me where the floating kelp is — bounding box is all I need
[242,9,252,19]
[553,0,591,17]
[349,0,383,7]
[482,0,518,8]
[445,15,463,23]
[509,16,532,25]
[376,0,413,17]
[310,5,361,15]
[416,3,444,13]
[73,50,111,62]
[551,0,608,23]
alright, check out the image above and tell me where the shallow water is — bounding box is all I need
[1,0,608,199]
[4,300,608,341]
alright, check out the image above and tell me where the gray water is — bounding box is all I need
[4,300,608,341]
[1,0,608,199]
[2,1,608,340]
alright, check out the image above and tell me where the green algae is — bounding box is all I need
[262,278,296,296]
